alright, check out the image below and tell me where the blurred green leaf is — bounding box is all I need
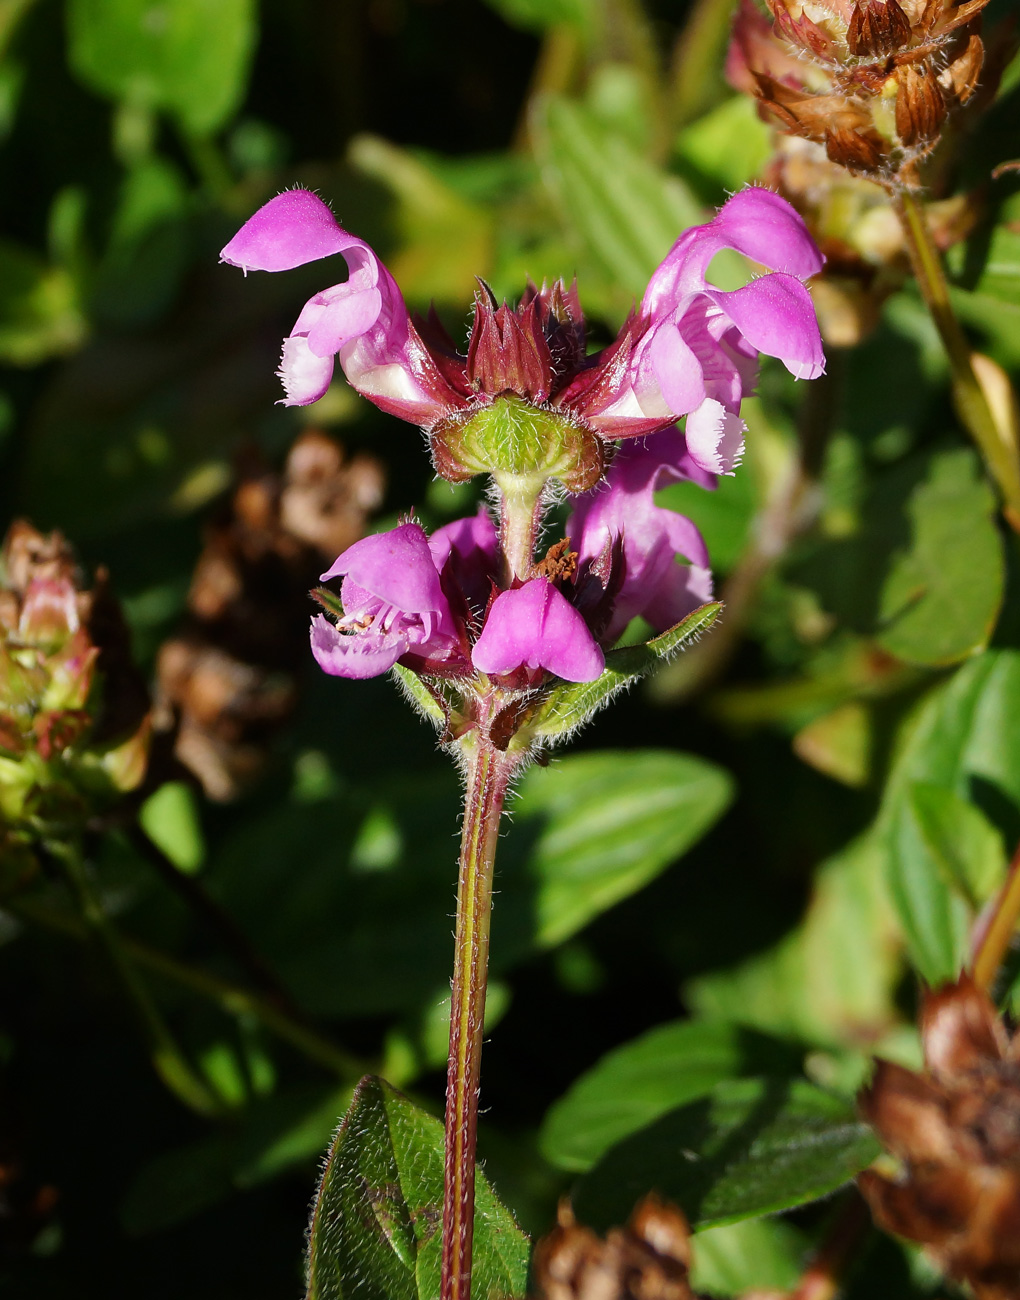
[92,155,190,325]
[691,1217,807,1296]
[674,97,772,196]
[881,649,1020,825]
[875,448,1003,665]
[122,1084,352,1234]
[906,784,1006,910]
[887,785,971,985]
[885,782,1007,985]
[516,749,734,947]
[481,0,592,32]
[540,1020,800,1173]
[66,0,256,135]
[0,238,86,364]
[687,833,902,1052]
[797,446,1004,665]
[306,1076,528,1300]
[533,95,703,309]
[210,749,732,1018]
[349,135,493,305]
[139,780,205,873]
[573,1077,880,1230]
[875,650,1020,979]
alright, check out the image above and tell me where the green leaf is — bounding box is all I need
[67,0,257,136]
[139,780,205,873]
[874,448,1003,665]
[873,653,1020,981]
[540,1020,800,1173]
[691,1217,807,1296]
[573,1077,880,1231]
[794,445,1004,664]
[306,1076,529,1300]
[674,96,772,195]
[481,0,592,33]
[0,238,86,365]
[527,603,722,743]
[886,785,971,985]
[533,95,703,308]
[687,833,902,1053]
[514,749,734,947]
[906,783,1006,910]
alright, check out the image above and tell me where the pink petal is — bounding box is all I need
[684,399,746,475]
[310,614,406,679]
[220,190,354,272]
[472,579,604,683]
[306,287,384,358]
[648,322,708,416]
[278,335,335,406]
[712,188,825,280]
[707,275,825,380]
[321,523,445,613]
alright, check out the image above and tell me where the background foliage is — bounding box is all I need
[2,0,1020,1296]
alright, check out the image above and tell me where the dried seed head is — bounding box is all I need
[847,0,912,57]
[894,63,947,147]
[728,0,996,184]
[858,976,1020,1299]
[155,432,383,801]
[531,1197,697,1300]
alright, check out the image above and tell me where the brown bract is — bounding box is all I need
[531,1196,698,1300]
[728,0,996,184]
[858,975,1020,1300]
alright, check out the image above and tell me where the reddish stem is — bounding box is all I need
[440,731,517,1300]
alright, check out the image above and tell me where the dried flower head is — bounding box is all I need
[156,431,384,800]
[0,522,150,849]
[858,975,1020,1300]
[728,0,994,185]
[531,1196,698,1300]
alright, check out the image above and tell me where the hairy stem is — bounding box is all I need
[971,839,1020,992]
[441,735,516,1300]
[497,479,544,584]
[894,190,1020,531]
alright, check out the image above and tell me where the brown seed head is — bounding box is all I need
[531,1197,697,1300]
[858,975,1020,1298]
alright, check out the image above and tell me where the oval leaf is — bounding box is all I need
[306,1076,528,1300]
[573,1077,880,1230]
[541,1019,800,1173]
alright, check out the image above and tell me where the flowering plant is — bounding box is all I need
[222,182,824,1300]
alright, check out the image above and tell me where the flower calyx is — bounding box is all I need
[431,395,606,496]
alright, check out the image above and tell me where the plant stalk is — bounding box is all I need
[971,839,1020,992]
[52,840,223,1116]
[441,734,516,1300]
[497,479,544,584]
[894,189,1020,532]
[6,893,364,1078]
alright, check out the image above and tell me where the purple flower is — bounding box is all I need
[569,429,714,644]
[428,507,499,615]
[564,187,824,475]
[222,188,823,473]
[472,579,605,684]
[310,522,464,679]
[220,190,465,420]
